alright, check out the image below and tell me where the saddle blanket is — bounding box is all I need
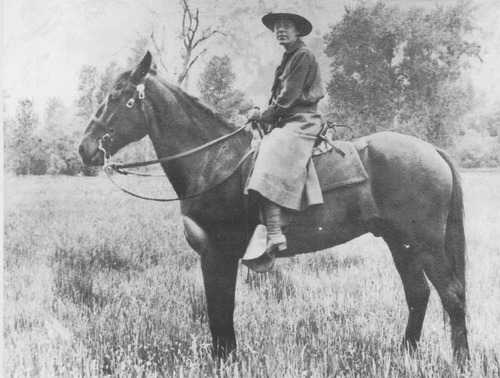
[312,140,368,193]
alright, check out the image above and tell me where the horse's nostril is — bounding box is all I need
[78,144,85,155]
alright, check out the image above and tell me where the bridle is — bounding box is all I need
[94,78,148,159]
[95,76,253,202]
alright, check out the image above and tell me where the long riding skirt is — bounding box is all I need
[246,112,323,211]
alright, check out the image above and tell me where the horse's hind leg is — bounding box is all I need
[421,241,469,360]
[384,232,430,350]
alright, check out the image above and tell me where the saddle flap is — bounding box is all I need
[313,140,368,192]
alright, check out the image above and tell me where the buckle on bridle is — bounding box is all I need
[126,98,135,108]
[137,84,145,99]
[125,83,145,107]
[98,135,111,168]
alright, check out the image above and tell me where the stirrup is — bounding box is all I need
[266,234,287,253]
[241,225,279,273]
[242,253,276,273]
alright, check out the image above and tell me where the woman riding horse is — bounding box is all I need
[79,48,470,363]
[246,10,325,255]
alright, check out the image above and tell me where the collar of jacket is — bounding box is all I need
[269,39,306,104]
[283,38,305,56]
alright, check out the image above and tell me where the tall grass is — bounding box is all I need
[3,171,500,377]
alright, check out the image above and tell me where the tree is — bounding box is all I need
[198,55,250,122]
[395,4,480,145]
[96,61,121,104]
[3,90,14,162]
[176,0,226,88]
[43,97,84,175]
[149,27,170,76]
[76,64,99,119]
[324,2,480,146]
[3,105,15,172]
[127,37,151,68]
[5,99,48,175]
[45,96,65,126]
[325,4,399,133]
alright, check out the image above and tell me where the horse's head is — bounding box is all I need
[79,52,153,166]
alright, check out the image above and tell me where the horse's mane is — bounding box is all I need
[115,70,236,135]
[162,78,234,128]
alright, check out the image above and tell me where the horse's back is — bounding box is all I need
[361,132,450,173]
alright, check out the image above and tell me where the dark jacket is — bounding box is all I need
[261,39,324,123]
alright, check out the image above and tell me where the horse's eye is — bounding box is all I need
[95,106,104,118]
[109,92,120,101]
[108,128,116,136]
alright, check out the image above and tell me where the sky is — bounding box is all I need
[2,0,500,116]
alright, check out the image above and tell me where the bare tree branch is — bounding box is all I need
[192,29,227,50]
[177,0,226,87]
[181,2,187,41]
[187,48,206,71]
[150,29,169,74]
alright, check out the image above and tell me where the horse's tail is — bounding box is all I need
[436,148,467,295]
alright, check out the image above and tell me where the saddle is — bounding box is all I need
[242,127,369,272]
[247,121,368,198]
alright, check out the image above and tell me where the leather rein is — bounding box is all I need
[97,78,253,202]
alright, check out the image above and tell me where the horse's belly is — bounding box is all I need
[280,181,378,256]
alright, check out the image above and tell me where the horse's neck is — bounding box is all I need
[148,82,233,155]
[146,80,246,196]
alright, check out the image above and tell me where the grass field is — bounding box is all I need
[3,170,500,377]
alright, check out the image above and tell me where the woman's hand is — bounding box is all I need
[247,107,262,123]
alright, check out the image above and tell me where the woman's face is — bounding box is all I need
[274,18,299,47]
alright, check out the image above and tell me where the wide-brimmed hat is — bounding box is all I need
[262,11,313,37]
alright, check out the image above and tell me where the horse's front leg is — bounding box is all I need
[183,216,240,359]
[200,248,239,360]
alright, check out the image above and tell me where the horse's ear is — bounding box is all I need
[130,51,152,84]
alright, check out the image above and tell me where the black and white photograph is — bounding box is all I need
[3,0,499,376]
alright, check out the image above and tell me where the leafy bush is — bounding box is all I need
[198,55,252,123]
[452,130,500,168]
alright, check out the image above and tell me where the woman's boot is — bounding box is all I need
[264,199,287,253]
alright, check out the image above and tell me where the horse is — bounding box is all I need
[79,52,469,362]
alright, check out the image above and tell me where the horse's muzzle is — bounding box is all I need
[79,141,105,166]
